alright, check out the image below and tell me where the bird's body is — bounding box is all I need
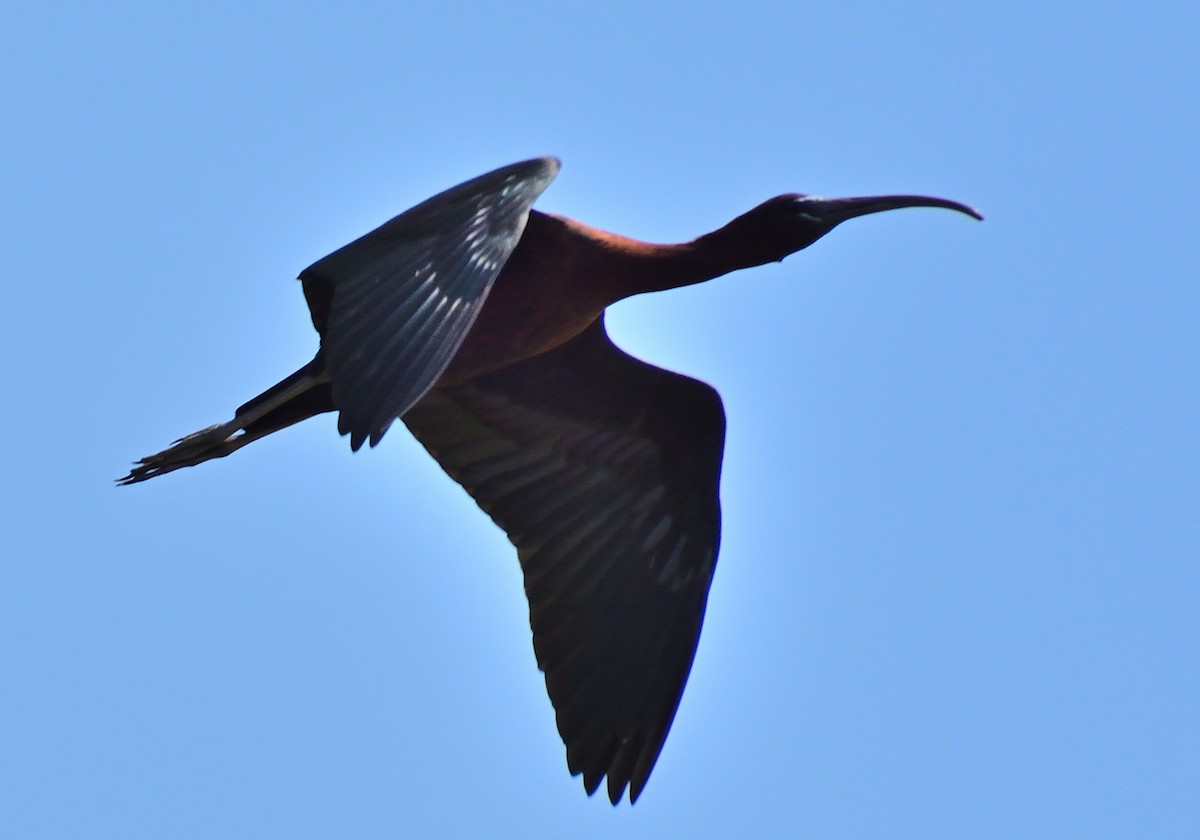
[436,212,619,383]
[120,157,979,803]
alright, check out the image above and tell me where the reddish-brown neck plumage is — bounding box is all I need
[529,207,796,308]
[442,210,788,383]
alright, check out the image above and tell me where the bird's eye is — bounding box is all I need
[790,195,825,223]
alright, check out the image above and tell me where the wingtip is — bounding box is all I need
[339,413,374,452]
[628,775,647,805]
[540,156,562,179]
[343,423,393,452]
[508,156,561,190]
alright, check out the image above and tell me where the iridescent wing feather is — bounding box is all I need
[299,157,560,449]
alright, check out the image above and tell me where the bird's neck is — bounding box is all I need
[550,214,788,306]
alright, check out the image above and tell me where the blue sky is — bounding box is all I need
[3,2,1197,837]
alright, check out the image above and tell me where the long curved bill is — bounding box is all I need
[814,194,984,223]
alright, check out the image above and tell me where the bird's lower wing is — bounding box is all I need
[403,316,726,804]
[299,157,559,450]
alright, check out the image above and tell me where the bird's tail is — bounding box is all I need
[117,357,334,485]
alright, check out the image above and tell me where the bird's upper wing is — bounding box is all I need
[403,316,726,804]
[299,157,560,450]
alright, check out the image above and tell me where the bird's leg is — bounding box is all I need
[117,421,265,484]
[117,360,330,485]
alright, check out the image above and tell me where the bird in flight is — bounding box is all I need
[120,157,980,803]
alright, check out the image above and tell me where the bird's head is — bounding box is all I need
[722,192,983,264]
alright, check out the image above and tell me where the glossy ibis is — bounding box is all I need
[119,156,980,803]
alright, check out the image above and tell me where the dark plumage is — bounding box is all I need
[120,157,980,803]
